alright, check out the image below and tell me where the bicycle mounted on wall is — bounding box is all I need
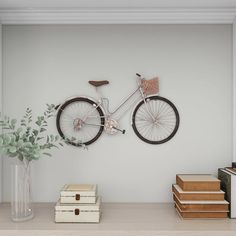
[55,73,180,146]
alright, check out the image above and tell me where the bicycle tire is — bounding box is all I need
[132,96,179,144]
[56,97,105,146]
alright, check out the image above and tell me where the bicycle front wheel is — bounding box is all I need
[132,96,179,144]
[56,97,105,146]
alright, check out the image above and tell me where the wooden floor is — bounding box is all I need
[0,202,236,236]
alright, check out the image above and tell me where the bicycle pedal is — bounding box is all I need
[122,130,126,134]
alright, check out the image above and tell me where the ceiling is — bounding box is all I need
[0,0,236,9]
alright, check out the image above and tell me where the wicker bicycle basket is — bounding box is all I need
[141,77,159,95]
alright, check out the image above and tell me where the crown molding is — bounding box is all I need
[0,8,236,24]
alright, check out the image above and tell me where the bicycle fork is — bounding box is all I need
[139,88,156,122]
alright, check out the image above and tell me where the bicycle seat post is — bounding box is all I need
[95,86,103,103]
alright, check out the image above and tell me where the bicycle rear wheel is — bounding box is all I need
[132,96,179,144]
[56,97,105,146]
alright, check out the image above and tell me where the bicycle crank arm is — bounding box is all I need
[112,127,126,134]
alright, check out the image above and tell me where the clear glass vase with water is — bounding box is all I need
[11,159,34,222]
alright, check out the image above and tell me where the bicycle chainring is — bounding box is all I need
[104,118,119,135]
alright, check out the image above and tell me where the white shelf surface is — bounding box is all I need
[0,203,236,236]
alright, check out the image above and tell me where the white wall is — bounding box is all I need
[2,25,232,202]
[0,24,2,203]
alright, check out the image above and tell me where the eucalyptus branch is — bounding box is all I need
[0,104,84,162]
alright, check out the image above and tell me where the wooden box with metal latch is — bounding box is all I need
[55,197,101,223]
[60,184,97,204]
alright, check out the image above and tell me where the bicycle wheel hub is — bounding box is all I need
[73,118,83,130]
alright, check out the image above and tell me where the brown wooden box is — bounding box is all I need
[175,203,228,219]
[176,174,220,191]
[172,184,225,201]
[173,194,229,212]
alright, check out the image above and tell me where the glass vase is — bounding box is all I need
[11,159,34,222]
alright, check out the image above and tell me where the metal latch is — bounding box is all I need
[75,194,80,201]
[74,208,80,215]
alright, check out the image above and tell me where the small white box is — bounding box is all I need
[55,197,101,223]
[60,184,97,204]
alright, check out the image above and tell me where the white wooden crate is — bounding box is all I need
[55,197,101,223]
[60,184,97,204]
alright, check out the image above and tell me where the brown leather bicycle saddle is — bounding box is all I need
[88,80,109,87]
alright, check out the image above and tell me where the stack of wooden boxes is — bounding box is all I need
[172,174,229,219]
[55,184,101,223]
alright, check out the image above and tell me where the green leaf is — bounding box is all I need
[0,147,7,154]
[40,128,46,132]
[50,135,54,142]
[33,130,39,136]
[4,134,11,145]
[11,119,17,125]
[9,146,17,153]
[33,152,40,159]
[17,139,24,147]
[24,142,32,148]
[17,128,23,133]
[9,153,18,157]
[10,135,16,143]
[18,154,24,161]
[2,127,10,130]
[20,119,26,125]
[35,120,41,126]
[0,137,3,146]
[29,136,35,143]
